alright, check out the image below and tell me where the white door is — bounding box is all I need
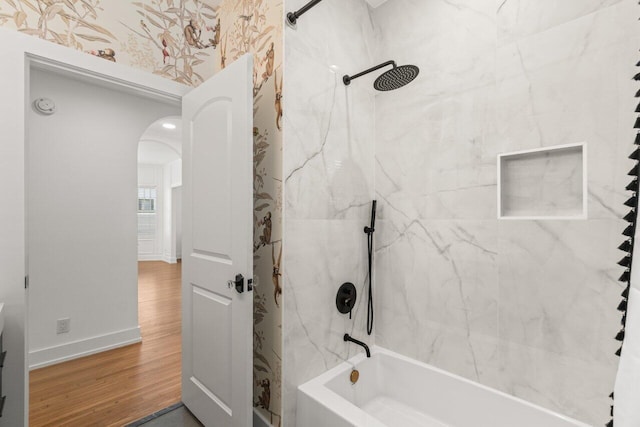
[181,54,253,427]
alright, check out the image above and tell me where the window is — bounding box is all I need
[138,187,157,241]
[138,187,157,213]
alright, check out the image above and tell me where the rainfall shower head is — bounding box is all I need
[374,64,420,91]
[343,60,420,91]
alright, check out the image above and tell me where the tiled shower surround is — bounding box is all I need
[283,0,376,423]
[284,0,638,425]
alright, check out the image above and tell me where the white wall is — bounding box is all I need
[27,67,179,368]
[173,186,182,260]
[0,29,189,426]
[137,160,182,263]
[138,164,165,261]
[163,159,182,263]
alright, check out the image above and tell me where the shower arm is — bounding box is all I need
[286,0,324,27]
[343,61,396,86]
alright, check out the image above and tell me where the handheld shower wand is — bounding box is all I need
[365,200,376,235]
[364,200,376,335]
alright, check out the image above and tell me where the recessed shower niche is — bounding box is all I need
[498,143,587,220]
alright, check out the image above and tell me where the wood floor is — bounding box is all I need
[29,261,182,427]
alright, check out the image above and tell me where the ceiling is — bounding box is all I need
[137,116,182,165]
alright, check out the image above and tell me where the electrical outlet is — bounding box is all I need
[56,318,70,334]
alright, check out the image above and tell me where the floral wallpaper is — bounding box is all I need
[0,0,222,84]
[0,0,283,424]
[122,1,219,85]
[215,1,283,424]
[0,0,116,51]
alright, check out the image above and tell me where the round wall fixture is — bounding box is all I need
[33,98,56,115]
[336,282,357,315]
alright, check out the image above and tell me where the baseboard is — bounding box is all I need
[139,254,178,264]
[138,254,164,261]
[162,255,178,264]
[29,326,141,370]
[253,407,273,427]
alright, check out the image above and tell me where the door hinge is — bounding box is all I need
[25,275,29,289]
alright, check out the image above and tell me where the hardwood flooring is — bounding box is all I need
[29,261,182,427]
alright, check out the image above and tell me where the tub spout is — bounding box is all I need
[343,334,370,358]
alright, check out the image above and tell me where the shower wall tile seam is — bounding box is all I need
[283,0,377,424]
[369,0,633,425]
[495,0,629,46]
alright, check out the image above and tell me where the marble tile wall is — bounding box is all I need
[282,0,376,424]
[372,0,638,425]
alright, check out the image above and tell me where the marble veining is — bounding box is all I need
[370,1,634,426]
[284,0,634,425]
[283,0,376,424]
[497,0,625,45]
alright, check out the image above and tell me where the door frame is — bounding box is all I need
[0,29,189,426]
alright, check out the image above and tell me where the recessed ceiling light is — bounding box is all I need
[162,123,176,130]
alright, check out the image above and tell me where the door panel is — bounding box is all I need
[182,54,253,427]
[192,99,232,257]
[192,287,232,406]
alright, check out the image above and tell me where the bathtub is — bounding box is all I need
[297,347,591,427]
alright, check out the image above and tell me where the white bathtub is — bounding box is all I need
[297,347,591,427]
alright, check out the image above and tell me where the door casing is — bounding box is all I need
[0,29,189,427]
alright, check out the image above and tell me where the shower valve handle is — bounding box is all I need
[337,282,357,318]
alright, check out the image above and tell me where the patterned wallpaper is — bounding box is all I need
[214,1,283,425]
[0,0,283,424]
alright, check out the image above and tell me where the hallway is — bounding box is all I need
[29,261,182,426]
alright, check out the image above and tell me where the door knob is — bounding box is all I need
[228,274,249,293]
